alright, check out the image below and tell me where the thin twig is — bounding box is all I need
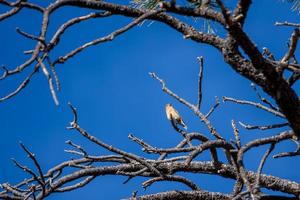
[273,140,300,158]
[185,140,234,165]
[281,28,300,63]
[142,174,200,191]
[19,143,45,196]
[16,27,46,47]
[231,120,241,149]
[0,183,25,198]
[239,121,289,131]
[150,72,224,140]
[46,56,60,91]
[65,140,88,157]
[250,83,278,111]
[236,131,294,198]
[197,56,204,110]
[11,158,44,193]
[54,10,163,65]
[205,96,220,118]
[275,21,300,27]
[0,2,22,22]
[38,58,59,105]
[0,65,39,102]
[55,176,96,192]
[253,143,275,195]
[48,11,112,51]
[68,103,163,177]
[223,96,285,118]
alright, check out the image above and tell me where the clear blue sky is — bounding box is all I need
[0,1,299,199]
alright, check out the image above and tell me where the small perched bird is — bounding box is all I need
[165,103,187,130]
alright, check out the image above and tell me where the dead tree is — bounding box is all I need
[0,0,299,199]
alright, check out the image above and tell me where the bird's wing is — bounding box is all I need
[172,107,187,129]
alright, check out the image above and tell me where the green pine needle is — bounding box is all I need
[131,0,161,10]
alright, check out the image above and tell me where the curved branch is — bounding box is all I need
[127,190,231,200]
[54,9,164,65]
[127,190,298,200]
[48,0,225,49]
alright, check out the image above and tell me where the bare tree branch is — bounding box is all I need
[0,1,299,199]
[197,56,204,110]
[253,143,275,198]
[223,96,285,118]
[150,72,224,140]
[281,28,300,63]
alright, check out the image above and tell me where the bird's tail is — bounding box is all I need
[180,119,188,130]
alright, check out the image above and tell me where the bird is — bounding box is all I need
[165,103,187,130]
